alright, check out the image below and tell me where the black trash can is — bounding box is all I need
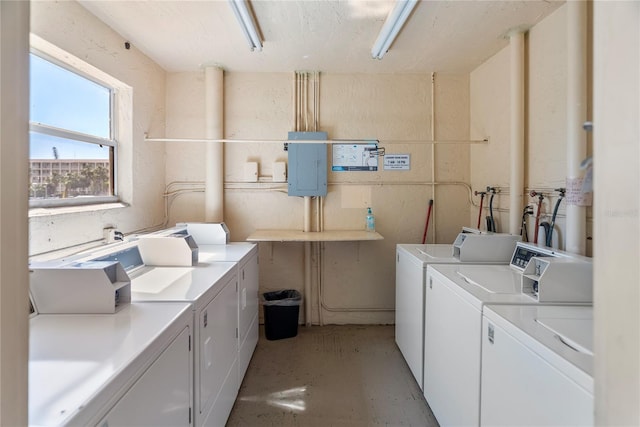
[261,289,302,340]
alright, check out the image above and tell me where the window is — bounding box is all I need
[29,52,117,207]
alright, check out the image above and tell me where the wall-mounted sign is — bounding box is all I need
[384,154,410,170]
[332,142,378,171]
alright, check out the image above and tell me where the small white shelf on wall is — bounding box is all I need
[246,229,383,242]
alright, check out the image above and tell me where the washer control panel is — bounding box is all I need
[510,243,557,270]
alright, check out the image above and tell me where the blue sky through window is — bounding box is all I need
[30,54,111,160]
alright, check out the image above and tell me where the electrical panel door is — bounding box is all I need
[287,131,328,196]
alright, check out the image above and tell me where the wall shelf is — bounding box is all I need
[246,229,383,242]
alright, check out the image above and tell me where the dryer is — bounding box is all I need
[481,304,593,426]
[29,302,193,426]
[198,243,259,388]
[126,258,239,427]
[395,232,521,389]
[423,243,592,426]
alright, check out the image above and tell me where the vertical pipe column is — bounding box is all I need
[509,31,525,235]
[205,67,224,222]
[566,0,587,255]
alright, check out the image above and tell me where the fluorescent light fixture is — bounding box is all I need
[371,0,418,59]
[228,0,262,52]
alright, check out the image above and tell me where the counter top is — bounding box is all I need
[246,229,384,242]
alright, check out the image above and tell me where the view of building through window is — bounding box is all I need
[29,52,115,205]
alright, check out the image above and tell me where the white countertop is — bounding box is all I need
[29,302,191,427]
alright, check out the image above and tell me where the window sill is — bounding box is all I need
[29,202,128,218]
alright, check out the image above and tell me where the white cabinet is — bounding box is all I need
[98,326,192,427]
[237,249,259,383]
[395,246,426,389]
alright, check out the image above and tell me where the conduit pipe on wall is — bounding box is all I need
[566,0,588,255]
[509,31,525,235]
[295,71,317,326]
[430,72,437,243]
[204,67,224,222]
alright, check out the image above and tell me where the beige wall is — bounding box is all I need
[29,0,167,255]
[470,3,593,250]
[593,1,639,424]
[165,72,470,324]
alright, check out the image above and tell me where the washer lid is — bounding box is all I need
[397,244,457,266]
[416,244,457,259]
[484,304,594,393]
[455,267,522,294]
[535,317,593,356]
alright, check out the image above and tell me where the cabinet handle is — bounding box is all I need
[429,277,433,289]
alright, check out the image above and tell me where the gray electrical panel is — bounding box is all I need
[287,131,328,196]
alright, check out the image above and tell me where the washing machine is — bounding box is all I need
[395,232,521,389]
[481,304,593,426]
[423,242,592,427]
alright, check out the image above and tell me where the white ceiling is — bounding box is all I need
[78,0,564,74]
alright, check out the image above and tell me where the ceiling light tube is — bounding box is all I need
[371,0,418,59]
[228,0,262,52]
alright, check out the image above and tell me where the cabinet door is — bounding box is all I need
[238,252,259,382]
[238,252,259,348]
[395,249,424,389]
[198,275,238,422]
[423,272,481,427]
[99,326,192,427]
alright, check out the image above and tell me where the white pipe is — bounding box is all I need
[509,31,525,235]
[430,72,436,242]
[566,0,587,255]
[314,72,319,131]
[303,72,308,131]
[146,137,488,144]
[303,197,311,326]
[304,241,312,326]
[292,72,297,131]
[204,67,224,222]
[303,196,312,232]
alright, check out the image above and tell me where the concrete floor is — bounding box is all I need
[227,325,439,426]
